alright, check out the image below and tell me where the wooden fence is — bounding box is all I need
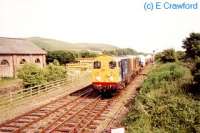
[0,71,91,111]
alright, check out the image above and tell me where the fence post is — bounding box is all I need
[9,91,13,104]
[30,87,33,97]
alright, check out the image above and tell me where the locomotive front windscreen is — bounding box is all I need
[109,61,116,69]
[93,61,101,69]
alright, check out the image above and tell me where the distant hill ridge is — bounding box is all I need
[28,37,118,51]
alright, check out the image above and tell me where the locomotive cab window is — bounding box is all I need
[94,61,101,69]
[109,61,116,69]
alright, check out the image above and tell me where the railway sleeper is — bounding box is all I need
[0,126,17,132]
[56,127,72,132]
[21,115,39,120]
[6,123,21,128]
[16,118,33,123]
[88,124,98,130]
[10,122,28,127]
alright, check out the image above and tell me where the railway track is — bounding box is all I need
[0,85,114,133]
[42,97,111,133]
[0,86,94,132]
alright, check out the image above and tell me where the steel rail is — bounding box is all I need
[0,87,92,133]
[42,95,101,133]
[77,100,110,133]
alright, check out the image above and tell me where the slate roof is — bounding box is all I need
[0,37,46,55]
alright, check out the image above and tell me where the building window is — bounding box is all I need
[20,59,26,64]
[0,60,9,66]
[35,58,40,63]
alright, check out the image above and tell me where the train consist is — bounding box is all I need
[91,55,153,94]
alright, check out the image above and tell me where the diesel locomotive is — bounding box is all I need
[91,55,150,93]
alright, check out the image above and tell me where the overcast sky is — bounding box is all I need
[0,0,200,53]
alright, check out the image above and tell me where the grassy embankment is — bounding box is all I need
[123,63,200,132]
[0,78,21,87]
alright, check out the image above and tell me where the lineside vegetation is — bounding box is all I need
[123,63,200,132]
[17,60,67,87]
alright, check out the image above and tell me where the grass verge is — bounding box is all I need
[0,78,21,87]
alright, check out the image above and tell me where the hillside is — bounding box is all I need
[28,37,118,51]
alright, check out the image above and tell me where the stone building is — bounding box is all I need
[0,37,46,78]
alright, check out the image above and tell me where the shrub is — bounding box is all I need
[17,62,67,87]
[155,49,177,63]
[176,51,185,61]
[17,63,47,87]
[141,63,185,94]
[45,61,67,81]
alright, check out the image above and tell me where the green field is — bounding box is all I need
[123,63,200,132]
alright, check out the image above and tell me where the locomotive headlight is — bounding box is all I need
[96,76,101,81]
[109,76,113,81]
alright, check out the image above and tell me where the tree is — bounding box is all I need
[79,51,97,58]
[183,33,200,60]
[182,33,200,86]
[47,51,75,64]
[103,48,138,56]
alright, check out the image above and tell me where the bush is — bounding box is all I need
[176,51,185,61]
[45,61,67,81]
[155,49,177,63]
[141,63,185,94]
[17,62,67,87]
[17,63,47,87]
[123,63,200,132]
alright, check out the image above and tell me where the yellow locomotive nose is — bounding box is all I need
[108,76,113,81]
[96,76,101,81]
